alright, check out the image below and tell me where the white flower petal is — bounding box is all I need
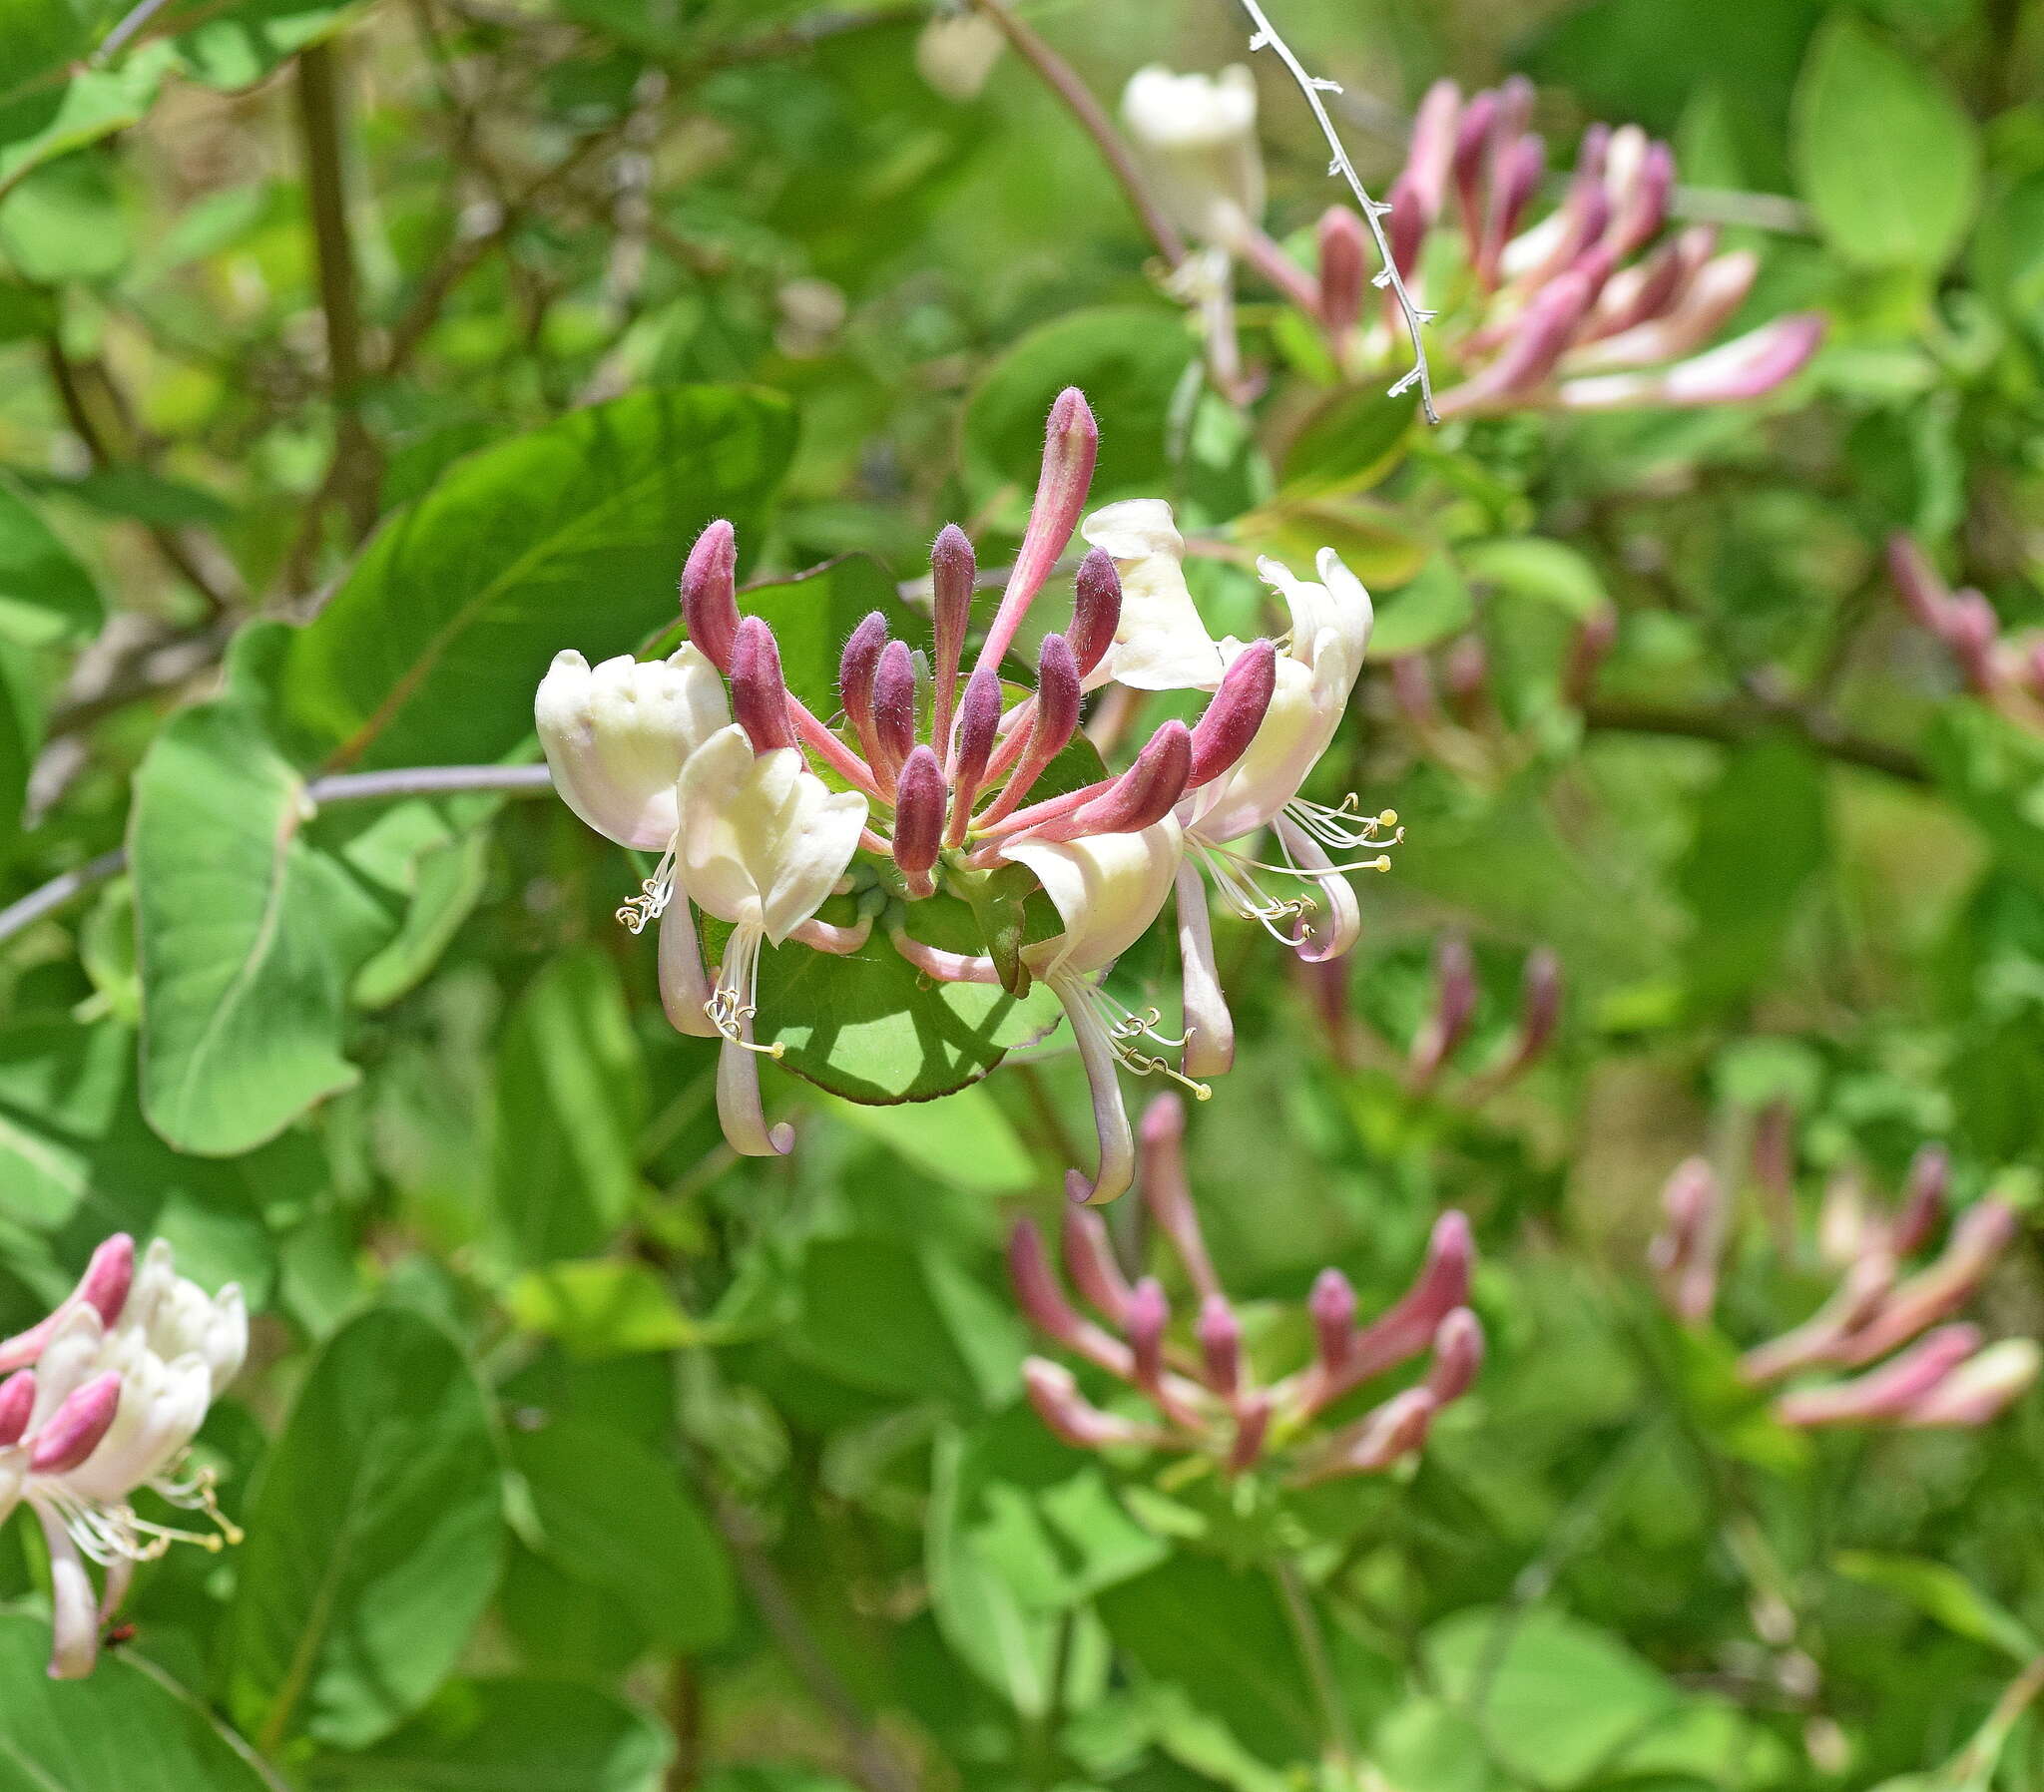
[1008,819,1184,981]
[1080,500,1226,692]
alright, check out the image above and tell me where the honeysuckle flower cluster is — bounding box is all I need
[0,1234,246,1678]
[1124,64,1823,418]
[1649,1149,2039,1431]
[1011,1093,1481,1482]
[1888,535,2044,725]
[537,390,1400,1199]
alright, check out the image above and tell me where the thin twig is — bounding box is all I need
[293,40,381,542]
[1231,0,1437,422]
[0,764,554,950]
[966,0,1188,267]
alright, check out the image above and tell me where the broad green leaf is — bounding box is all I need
[826,1086,1033,1192]
[1459,538,1608,620]
[698,886,1064,1104]
[0,1612,276,1791]
[732,552,927,711]
[508,1417,735,1654]
[1833,1552,2040,1660]
[0,49,172,200]
[964,305,1196,504]
[0,0,109,110]
[491,948,649,1268]
[0,474,102,648]
[1366,552,1474,657]
[793,1232,1024,1409]
[1372,1699,1506,1792]
[277,386,794,772]
[173,0,365,89]
[0,148,127,282]
[1676,735,1826,1011]
[1097,1556,1319,1767]
[505,1258,703,1358]
[1277,385,1417,499]
[1792,13,1980,271]
[306,1678,670,1792]
[130,699,388,1155]
[224,1307,504,1753]
[1425,1606,1679,1789]
[348,819,492,1010]
[1232,494,1431,590]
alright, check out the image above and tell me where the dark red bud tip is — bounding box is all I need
[1317,205,1367,331]
[731,617,794,753]
[28,1371,121,1476]
[1425,1210,1475,1309]
[873,640,918,774]
[0,1370,34,1447]
[892,746,945,892]
[1070,549,1123,677]
[1189,641,1278,787]
[932,525,976,635]
[1198,1293,1242,1394]
[1032,634,1082,760]
[81,1233,135,1328]
[1426,1307,1486,1404]
[840,611,888,727]
[1128,1278,1170,1383]
[952,668,1002,793]
[682,521,741,672]
[1073,721,1190,835]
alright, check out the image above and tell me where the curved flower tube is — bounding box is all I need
[1120,65,1265,249]
[0,1236,245,1678]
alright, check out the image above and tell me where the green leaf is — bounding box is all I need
[0,48,173,201]
[0,636,39,855]
[794,1232,1024,1409]
[347,811,492,1010]
[1792,13,1981,271]
[1676,735,1826,1011]
[1459,538,1608,621]
[1366,552,1474,657]
[1276,384,1417,499]
[1925,701,2044,895]
[504,1258,703,1359]
[173,0,365,89]
[964,305,1195,503]
[130,700,390,1155]
[306,1678,670,1792]
[0,1612,278,1791]
[491,948,649,1268]
[224,1307,504,1753]
[1232,494,1431,590]
[732,553,927,715]
[507,1418,736,1654]
[1833,1552,2041,1661]
[826,1086,1033,1192]
[276,386,794,772]
[1424,1606,1679,1789]
[0,148,127,282]
[0,473,102,648]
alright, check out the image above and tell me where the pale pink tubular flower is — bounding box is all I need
[0,1236,246,1678]
[1011,1097,1481,1480]
[1645,1138,2037,1435]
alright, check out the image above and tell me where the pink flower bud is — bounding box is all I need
[1227,1391,1274,1475]
[946,668,1004,844]
[930,524,975,748]
[1888,535,1954,633]
[1507,946,1562,1075]
[1605,139,1674,259]
[1316,205,1367,333]
[1648,1156,1723,1325]
[0,1370,35,1446]
[1069,549,1123,678]
[1403,79,1461,223]
[0,1234,136,1375]
[1389,652,1443,736]
[1425,1307,1485,1405]
[1408,935,1477,1090]
[681,520,741,672]
[1023,1358,1150,1451]
[1386,170,1428,280]
[1450,89,1501,233]
[1563,602,1617,705]
[28,1371,121,1475]
[1946,591,2002,693]
[1055,721,1191,839]
[1128,1277,1170,1390]
[1138,1094,1222,1302]
[1478,133,1546,286]
[1309,1268,1356,1375]
[1198,1293,1242,1396]
[1890,1144,1950,1259]
[1836,1201,2019,1365]
[1060,1206,1133,1328]
[731,617,794,754]
[1903,1337,2040,1427]
[839,611,889,769]
[1333,1212,1477,1397]
[1188,642,1278,788]
[872,640,918,778]
[975,388,1099,680]
[1776,1323,1982,1429]
[1443,634,1490,724]
[1441,265,1599,416]
[1305,1386,1437,1481]
[1031,634,1082,761]
[1008,1219,1133,1377]
[891,746,944,896]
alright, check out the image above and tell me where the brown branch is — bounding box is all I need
[294,40,381,543]
[966,0,1188,267]
[1582,696,1927,785]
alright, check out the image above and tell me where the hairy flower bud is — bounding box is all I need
[1342,1211,1474,1388]
[29,1371,122,1476]
[1064,721,1192,837]
[0,1369,34,1447]
[839,610,889,768]
[1023,1358,1150,1450]
[1069,549,1123,678]
[872,640,918,778]
[731,618,795,754]
[0,1234,137,1376]
[681,520,741,672]
[1891,1144,1951,1259]
[1187,642,1278,788]
[1904,1337,2041,1427]
[975,389,1100,680]
[1060,1207,1133,1328]
[1425,1308,1485,1405]
[1649,1156,1723,1325]
[1128,1277,1170,1391]
[1309,1268,1357,1374]
[1888,535,1954,633]
[891,746,944,897]
[1008,1220,1132,1377]
[1198,1293,1242,1396]
[1305,1387,1437,1482]
[1776,1324,1982,1429]
[930,524,975,747]
[1409,935,1477,1089]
